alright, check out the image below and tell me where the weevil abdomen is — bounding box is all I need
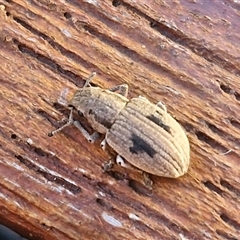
[105,96,190,177]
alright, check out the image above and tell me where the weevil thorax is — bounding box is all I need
[69,87,128,134]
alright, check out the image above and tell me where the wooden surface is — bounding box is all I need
[0,0,240,239]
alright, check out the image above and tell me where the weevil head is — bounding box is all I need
[68,72,99,112]
[69,86,102,115]
[69,85,127,134]
[69,86,109,133]
[68,72,128,134]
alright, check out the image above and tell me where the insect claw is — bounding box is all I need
[143,172,153,189]
[102,160,114,172]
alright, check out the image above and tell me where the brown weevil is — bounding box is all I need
[49,73,190,187]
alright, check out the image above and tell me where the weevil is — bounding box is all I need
[49,73,190,187]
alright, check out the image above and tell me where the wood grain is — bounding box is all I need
[0,0,240,239]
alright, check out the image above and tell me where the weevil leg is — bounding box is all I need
[100,138,107,150]
[116,155,136,170]
[109,84,128,97]
[156,101,167,112]
[142,172,153,189]
[73,121,101,143]
[48,107,75,137]
[84,72,96,87]
[138,95,149,101]
[116,155,153,189]
[102,160,114,172]
[48,107,101,142]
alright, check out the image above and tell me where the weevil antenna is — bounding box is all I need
[79,72,96,97]
[83,72,96,89]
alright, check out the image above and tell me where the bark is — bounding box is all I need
[0,0,240,239]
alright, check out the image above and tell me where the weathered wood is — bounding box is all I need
[0,0,240,239]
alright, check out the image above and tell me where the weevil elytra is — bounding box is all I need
[49,73,190,186]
